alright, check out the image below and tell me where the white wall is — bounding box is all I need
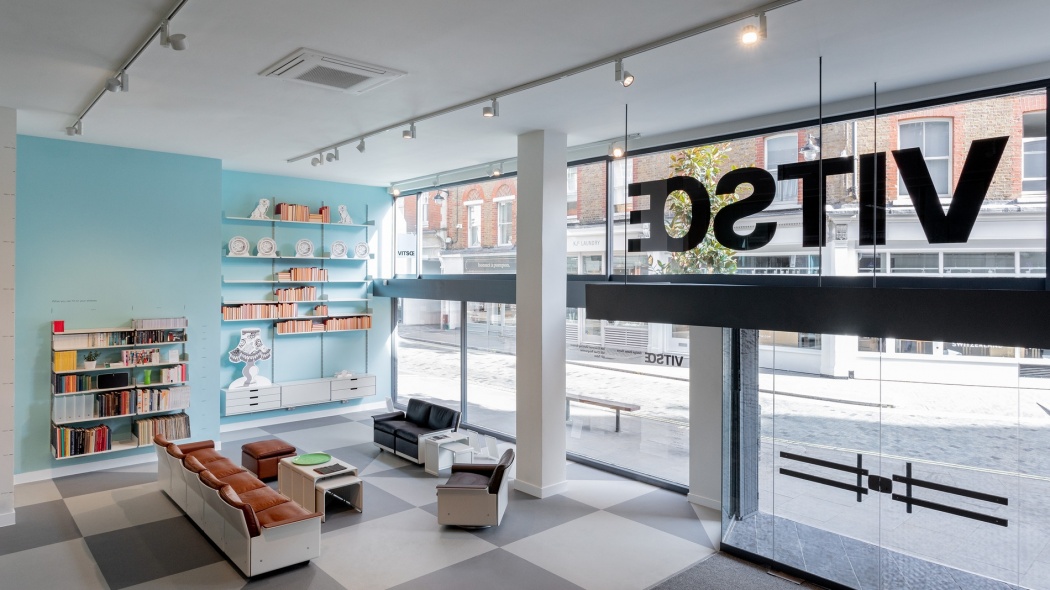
[0,107,15,525]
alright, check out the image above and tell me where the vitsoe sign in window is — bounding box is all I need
[627,137,1009,253]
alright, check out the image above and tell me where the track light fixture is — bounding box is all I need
[311,153,323,166]
[482,98,499,118]
[799,134,821,161]
[326,148,340,163]
[356,139,366,153]
[614,59,634,87]
[403,122,416,139]
[388,185,401,197]
[65,120,82,136]
[741,12,767,45]
[160,20,187,51]
[610,142,625,159]
[105,71,129,92]
[490,162,504,177]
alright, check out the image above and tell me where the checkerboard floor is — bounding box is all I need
[2,411,719,590]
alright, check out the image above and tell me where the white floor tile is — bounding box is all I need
[367,473,443,507]
[315,508,496,589]
[559,479,655,510]
[504,511,712,590]
[64,481,182,536]
[14,479,62,508]
[0,538,108,590]
[360,449,412,474]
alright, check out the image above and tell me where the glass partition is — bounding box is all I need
[394,298,460,411]
[465,302,517,436]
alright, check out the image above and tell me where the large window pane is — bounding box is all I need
[394,299,460,411]
[394,195,418,275]
[568,161,608,275]
[416,178,516,276]
[565,308,688,484]
[465,302,516,436]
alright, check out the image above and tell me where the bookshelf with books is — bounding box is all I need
[49,317,192,459]
[221,200,373,417]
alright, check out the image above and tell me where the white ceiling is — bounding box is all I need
[2,0,1050,188]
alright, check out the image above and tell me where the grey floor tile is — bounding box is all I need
[264,415,352,434]
[795,521,861,589]
[342,410,383,422]
[85,516,225,590]
[245,561,346,589]
[326,441,397,474]
[605,488,716,549]
[0,499,82,555]
[565,461,631,481]
[420,489,597,547]
[52,466,157,498]
[320,480,415,534]
[390,548,583,590]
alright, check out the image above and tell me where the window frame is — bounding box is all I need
[497,200,513,246]
[1022,110,1047,197]
[764,132,801,205]
[897,117,953,200]
[466,203,482,248]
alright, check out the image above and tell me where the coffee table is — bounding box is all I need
[422,432,473,475]
[277,455,362,522]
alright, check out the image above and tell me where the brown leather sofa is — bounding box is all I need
[154,434,322,577]
[436,449,515,527]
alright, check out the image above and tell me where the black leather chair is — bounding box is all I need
[373,398,461,463]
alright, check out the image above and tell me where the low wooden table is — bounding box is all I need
[278,456,362,522]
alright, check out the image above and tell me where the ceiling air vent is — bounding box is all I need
[260,48,406,94]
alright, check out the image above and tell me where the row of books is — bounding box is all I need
[276,202,330,223]
[122,348,160,366]
[325,316,372,331]
[276,267,329,282]
[52,423,111,458]
[53,351,78,372]
[276,319,325,334]
[134,413,190,445]
[53,331,133,351]
[132,317,188,330]
[222,304,298,320]
[157,364,188,384]
[274,286,318,301]
[138,386,191,414]
[55,373,106,393]
[135,330,187,344]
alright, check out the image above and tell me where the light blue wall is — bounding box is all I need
[220,171,391,425]
[15,137,222,474]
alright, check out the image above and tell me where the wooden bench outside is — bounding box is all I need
[565,394,640,432]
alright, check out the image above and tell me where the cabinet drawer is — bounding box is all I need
[281,382,330,406]
[225,398,282,415]
[226,385,281,400]
[332,384,375,401]
[331,375,375,391]
[226,392,281,408]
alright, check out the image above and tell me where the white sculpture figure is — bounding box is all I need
[337,205,353,225]
[249,198,271,220]
[228,328,272,388]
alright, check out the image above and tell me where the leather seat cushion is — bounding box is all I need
[374,419,407,435]
[216,471,268,494]
[185,448,226,465]
[195,457,243,479]
[256,500,314,528]
[427,405,459,430]
[241,439,296,459]
[445,471,489,488]
[237,486,290,512]
[394,423,433,443]
[405,399,431,425]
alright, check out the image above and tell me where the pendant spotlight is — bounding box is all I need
[65,120,82,136]
[741,12,767,45]
[403,122,416,139]
[614,59,634,87]
[356,139,366,153]
[159,20,187,51]
[105,71,129,92]
[482,98,500,118]
[326,148,340,163]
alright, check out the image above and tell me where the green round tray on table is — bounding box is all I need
[292,453,331,466]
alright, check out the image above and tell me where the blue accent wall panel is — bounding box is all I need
[220,171,391,425]
[15,136,222,474]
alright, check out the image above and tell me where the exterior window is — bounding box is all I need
[467,204,481,247]
[566,255,579,274]
[736,255,818,275]
[611,158,634,213]
[765,134,800,203]
[890,253,939,274]
[567,167,578,217]
[898,119,951,198]
[1021,252,1046,274]
[1023,111,1047,195]
[419,194,428,227]
[497,201,513,246]
[943,252,1014,274]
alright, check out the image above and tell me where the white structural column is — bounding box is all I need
[689,325,723,510]
[0,107,15,526]
[514,130,568,498]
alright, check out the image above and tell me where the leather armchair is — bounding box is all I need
[436,449,515,527]
[373,398,461,463]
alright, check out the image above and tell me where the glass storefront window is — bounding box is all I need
[466,302,516,436]
[394,299,460,411]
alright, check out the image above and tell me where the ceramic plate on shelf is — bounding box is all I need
[354,242,369,259]
[256,237,277,257]
[292,453,331,465]
[228,236,250,257]
[330,240,348,259]
[295,239,315,257]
